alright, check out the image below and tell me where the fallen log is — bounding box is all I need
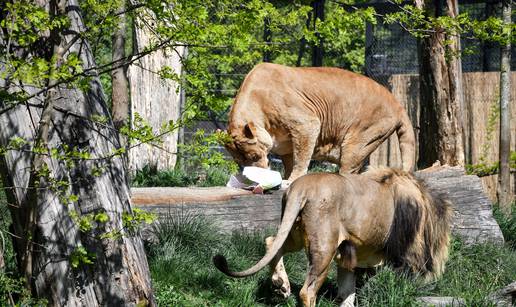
[132,166,504,245]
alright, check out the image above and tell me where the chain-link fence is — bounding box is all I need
[365,0,516,87]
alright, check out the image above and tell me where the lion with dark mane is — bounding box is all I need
[213,168,452,307]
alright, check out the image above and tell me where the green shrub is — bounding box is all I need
[131,130,239,188]
[131,165,196,187]
[131,164,232,188]
[148,211,220,255]
[493,203,516,249]
[0,274,48,306]
[196,167,231,187]
[0,185,46,306]
[308,160,339,173]
[179,129,238,174]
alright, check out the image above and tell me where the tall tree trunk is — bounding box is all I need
[0,0,155,305]
[111,1,130,134]
[127,12,183,173]
[416,0,465,168]
[498,0,513,213]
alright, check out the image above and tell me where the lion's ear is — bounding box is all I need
[255,125,273,149]
[244,122,257,139]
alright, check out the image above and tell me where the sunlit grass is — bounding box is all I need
[148,214,516,306]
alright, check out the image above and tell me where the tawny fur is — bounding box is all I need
[213,168,452,306]
[225,63,416,181]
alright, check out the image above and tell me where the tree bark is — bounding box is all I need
[498,0,513,213]
[0,0,155,305]
[111,1,130,134]
[416,0,465,168]
[127,12,183,173]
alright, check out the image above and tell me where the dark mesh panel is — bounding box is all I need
[364,0,514,86]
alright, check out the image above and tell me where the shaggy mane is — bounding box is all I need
[364,167,453,280]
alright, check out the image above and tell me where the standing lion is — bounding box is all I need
[214,168,452,307]
[225,63,416,183]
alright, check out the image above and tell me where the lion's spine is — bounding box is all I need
[213,189,305,278]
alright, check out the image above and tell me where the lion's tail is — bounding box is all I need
[213,189,304,278]
[396,109,416,172]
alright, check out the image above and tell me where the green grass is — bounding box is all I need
[423,240,516,306]
[148,214,516,307]
[493,203,516,249]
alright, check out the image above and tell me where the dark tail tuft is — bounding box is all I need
[213,254,229,274]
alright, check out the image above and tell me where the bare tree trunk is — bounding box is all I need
[127,12,183,173]
[0,0,155,305]
[111,1,130,133]
[416,0,465,168]
[498,0,513,213]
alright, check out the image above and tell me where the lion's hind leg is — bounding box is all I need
[335,240,357,307]
[299,238,338,306]
[266,234,302,298]
[338,123,397,174]
[336,268,355,307]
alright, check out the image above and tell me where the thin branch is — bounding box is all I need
[60,33,83,58]
[0,100,44,116]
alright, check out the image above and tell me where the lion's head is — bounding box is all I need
[225,122,272,169]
